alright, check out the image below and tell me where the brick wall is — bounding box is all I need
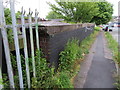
[39,29,50,61]
[1,23,95,70]
[39,25,94,68]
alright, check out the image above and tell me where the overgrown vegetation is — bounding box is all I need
[105,32,120,66]
[114,76,120,90]
[59,39,80,72]
[58,29,99,87]
[58,30,98,72]
[31,50,56,88]
[31,51,74,88]
[94,26,101,31]
[105,32,120,89]
[3,28,99,88]
[2,50,73,88]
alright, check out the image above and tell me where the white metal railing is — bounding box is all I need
[0,0,40,88]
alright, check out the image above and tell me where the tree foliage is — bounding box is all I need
[48,0,113,25]
[91,2,113,25]
[48,0,99,23]
[4,8,12,24]
[4,8,21,43]
[4,8,21,24]
[46,11,62,19]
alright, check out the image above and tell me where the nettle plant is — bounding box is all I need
[59,38,80,72]
[31,50,55,88]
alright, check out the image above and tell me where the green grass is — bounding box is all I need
[105,32,120,90]
[105,32,120,66]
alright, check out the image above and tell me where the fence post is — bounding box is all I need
[29,8,36,78]
[0,29,3,89]
[35,9,40,50]
[10,0,24,88]
[0,0,15,88]
[21,7,31,88]
[0,68,3,89]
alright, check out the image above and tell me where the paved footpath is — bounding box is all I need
[74,31,116,88]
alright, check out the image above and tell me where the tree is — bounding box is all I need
[46,11,62,19]
[91,2,113,25]
[48,0,99,23]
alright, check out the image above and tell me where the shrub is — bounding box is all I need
[31,50,75,88]
[55,72,73,88]
[59,38,80,72]
[2,50,74,88]
[31,50,55,88]
[94,26,101,31]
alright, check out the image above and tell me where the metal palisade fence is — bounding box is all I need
[0,0,40,88]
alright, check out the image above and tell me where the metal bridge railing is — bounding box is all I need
[0,0,40,88]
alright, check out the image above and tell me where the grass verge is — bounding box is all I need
[105,32,120,67]
[105,32,120,90]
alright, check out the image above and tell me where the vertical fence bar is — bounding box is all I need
[29,8,36,77]
[0,21,3,89]
[0,68,3,89]
[10,0,24,88]
[0,0,15,88]
[21,7,30,88]
[35,9,40,50]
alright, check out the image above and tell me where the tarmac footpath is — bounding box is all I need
[74,31,116,88]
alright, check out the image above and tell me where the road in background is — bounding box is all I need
[109,27,120,45]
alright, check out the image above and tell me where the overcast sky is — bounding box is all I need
[4,0,120,18]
